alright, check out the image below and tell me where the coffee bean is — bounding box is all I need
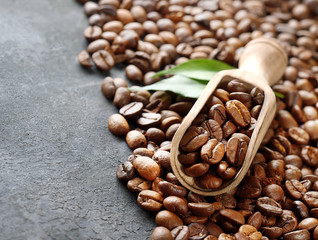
[133,156,160,181]
[303,191,318,208]
[83,25,102,41]
[137,112,161,129]
[226,135,248,167]
[285,179,307,200]
[200,120,223,141]
[153,150,171,171]
[292,200,309,219]
[108,113,129,136]
[171,226,190,240]
[201,139,225,165]
[217,161,237,180]
[226,100,251,127]
[180,126,209,152]
[276,210,298,234]
[155,210,183,230]
[137,190,163,211]
[282,229,310,240]
[151,226,173,240]
[188,223,208,240]
[158,181,187,198]
[184,163,210,178]
[288,127,310,145]
[188,203,215,218]
[247,212,262,230]
[219,209,245,225]
[262,184,285,202]
[261,226,283,239]
[92,50,114,71]
[126,130,147,149]
[163,196,188,217]
[78,50,93,68]
[197,171,223,190]
[116,161,135,181]
[125,64,143,83]
[301,146,318,167]
[127,177,151,193]
[256,197,283,217]
[119,102,143,119]
[113,87,131,108]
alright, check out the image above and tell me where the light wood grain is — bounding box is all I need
[170,38,288,196]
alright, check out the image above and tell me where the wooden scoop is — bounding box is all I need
[170,37,288,196]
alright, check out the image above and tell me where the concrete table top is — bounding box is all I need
[0,1,155,239]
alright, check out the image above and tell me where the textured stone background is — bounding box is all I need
[0,1,156,239]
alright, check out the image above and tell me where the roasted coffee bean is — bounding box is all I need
[282,229,310,240]
[200,120,223,141]
[153,150,171,171]
[226,100,251,127]
[166,123,181,140]
[113,87,131,108]
[256,197,283,217]
[137,190,163,211]
[133,156,160,181]
[158,181,187,198]
[163,196,188,217]
[208,104,227,126]
[119,102,143,119]
[137,112,161,129]
[247,212,262,230]
[78,50,93,68]
[266,160,285,182]
[201,139,225,165]
[133,147,154,158]
[145,128,165,145]
[188,203,215,217]
[226,135,248,167]
[292,200,309,219]
[188,223,209,240]
[92,50,114,71]
[83,25,102,41]
[108,113,129,136]
[155,210,183,230]
[301,146,318,167]
[125,64,143,83]
[184,163,210,177]
[183,215,209,226]
[171,226,190,240]
[261,226,283,239]
[127,177,151,193]
[222,121,237,139]
[197,171,223,190]
[180,126,209,152]
[285,179,307,199]
[303,191,318,208]
[204,222,224,237]
[298,217,318,230]
[262,184,284,202]
[116,161,135,181]
[217,161,237,180]
[151,226,173,240]
[276,210,298,234]
[288,127,310,145]
[219,209,245,226]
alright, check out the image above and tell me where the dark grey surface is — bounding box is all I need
[0,1,155,239]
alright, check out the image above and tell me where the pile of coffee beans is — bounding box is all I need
[179,79,263,189]
[77,0,318,239]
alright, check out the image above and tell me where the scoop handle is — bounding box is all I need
[238,37,288,86]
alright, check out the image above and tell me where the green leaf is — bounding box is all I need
[274,91,284,99]
[153,59,235,81]
[140,75,206,99]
